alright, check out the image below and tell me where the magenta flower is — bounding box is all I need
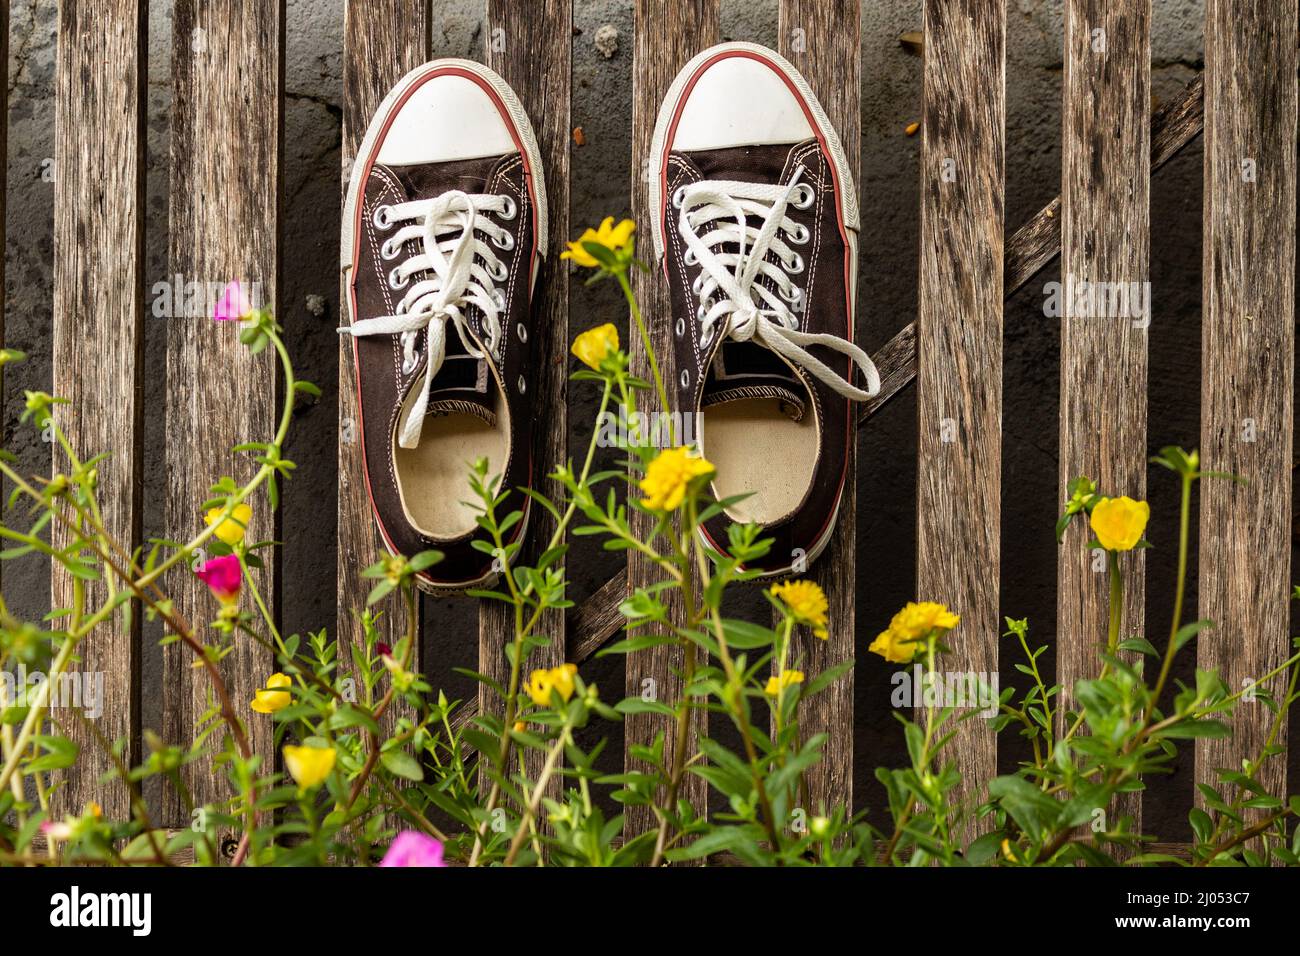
[196,554,242,604]
[379,831,445,868]
[214,280,253,322]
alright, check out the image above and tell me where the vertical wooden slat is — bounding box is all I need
[1058,0,1150,837]
[1198,0,1296,808]
[775,0,859,818]
[51,0,146,819]
[163,0,283,827]
[625,0,719,837]
[916,0,1004,825]
[338,0,428,763]
[478,0,570,779]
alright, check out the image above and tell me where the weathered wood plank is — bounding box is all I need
[162,0,283,826]
[1058,0,1150,838]
[478,0,570,782]
[916,0,1004,827]
[573,68,1211,659]
[776,0,859,818]
[1198,0,1296,809]
[51,0,147,820]
[338,0,428,775]
[625,0,719,838]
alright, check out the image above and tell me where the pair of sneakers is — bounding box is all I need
[340,42,881,592]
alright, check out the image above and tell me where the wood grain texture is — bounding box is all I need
[574,67,1210,656]
[776,0,859,817]
[1198,0,1296,807]
[1058,0,1150,838]
[916,0,1004,827]
[338,0,428,775]
[625,0,719,838]
[478,0,570,783]
[162,0,283,826]
[51,0,145,819]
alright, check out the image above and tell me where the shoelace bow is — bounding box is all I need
[676,168,881,402]
[343,190,515,448]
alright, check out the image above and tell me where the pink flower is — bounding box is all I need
[214,280,253,322]
[379,831,445,868]
[197,554,242,604]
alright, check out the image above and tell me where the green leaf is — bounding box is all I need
[380,748,425,782]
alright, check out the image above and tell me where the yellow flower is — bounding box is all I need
[639,446,715,511]
[283,744,336,790]
[765,669,805,696]
[770,580,829,639]
[204,502,252,546]
[1089,495,1149,552]
[572,323,620,370]
[550,663,578,702]
[527,663,579,707]
[86,801,102,820]
[869,601,960,664]
[250,672,292,714]
[561,217,636,268]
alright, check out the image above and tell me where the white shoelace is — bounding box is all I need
[675,169,880,401]
[343,190,516,448]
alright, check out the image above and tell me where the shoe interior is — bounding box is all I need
[393,369,510,541]
[702,384,819,526]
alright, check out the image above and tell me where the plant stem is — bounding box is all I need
[616,271,673,442]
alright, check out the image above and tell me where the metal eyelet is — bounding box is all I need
[696,300,711,321]
[498,195,517,220]
[683,248,698,266]
[691,273,706,295]
[493,231,515,251]
[372,204,394,230]
[787,223,810,244]
[785,252,805,275]
[672,185,689,208]
[675,317,686,338]
[380,239,400,261]
[516,323,528,343]
[489,260,509,281]
[517,375,527,394]
[700,326,714,349]
[791,184,815,209]
[679,369,690,389]
[401,354,417,375]
[492,289,506,310]
[388,269,409,291]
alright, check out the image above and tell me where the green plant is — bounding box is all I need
[1,226,1297,868]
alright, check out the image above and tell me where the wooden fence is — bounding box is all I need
[33,0,1298,854]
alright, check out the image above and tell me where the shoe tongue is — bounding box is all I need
[379,156,499,200]
[703,342,806,422]
[683,143,796,185]
[422,353,497,427]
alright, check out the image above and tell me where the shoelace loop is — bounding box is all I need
[342,190,516,448]
[676,168,880,402]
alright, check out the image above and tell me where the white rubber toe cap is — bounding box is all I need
[377,74,518,165]
[672,53,814,151]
